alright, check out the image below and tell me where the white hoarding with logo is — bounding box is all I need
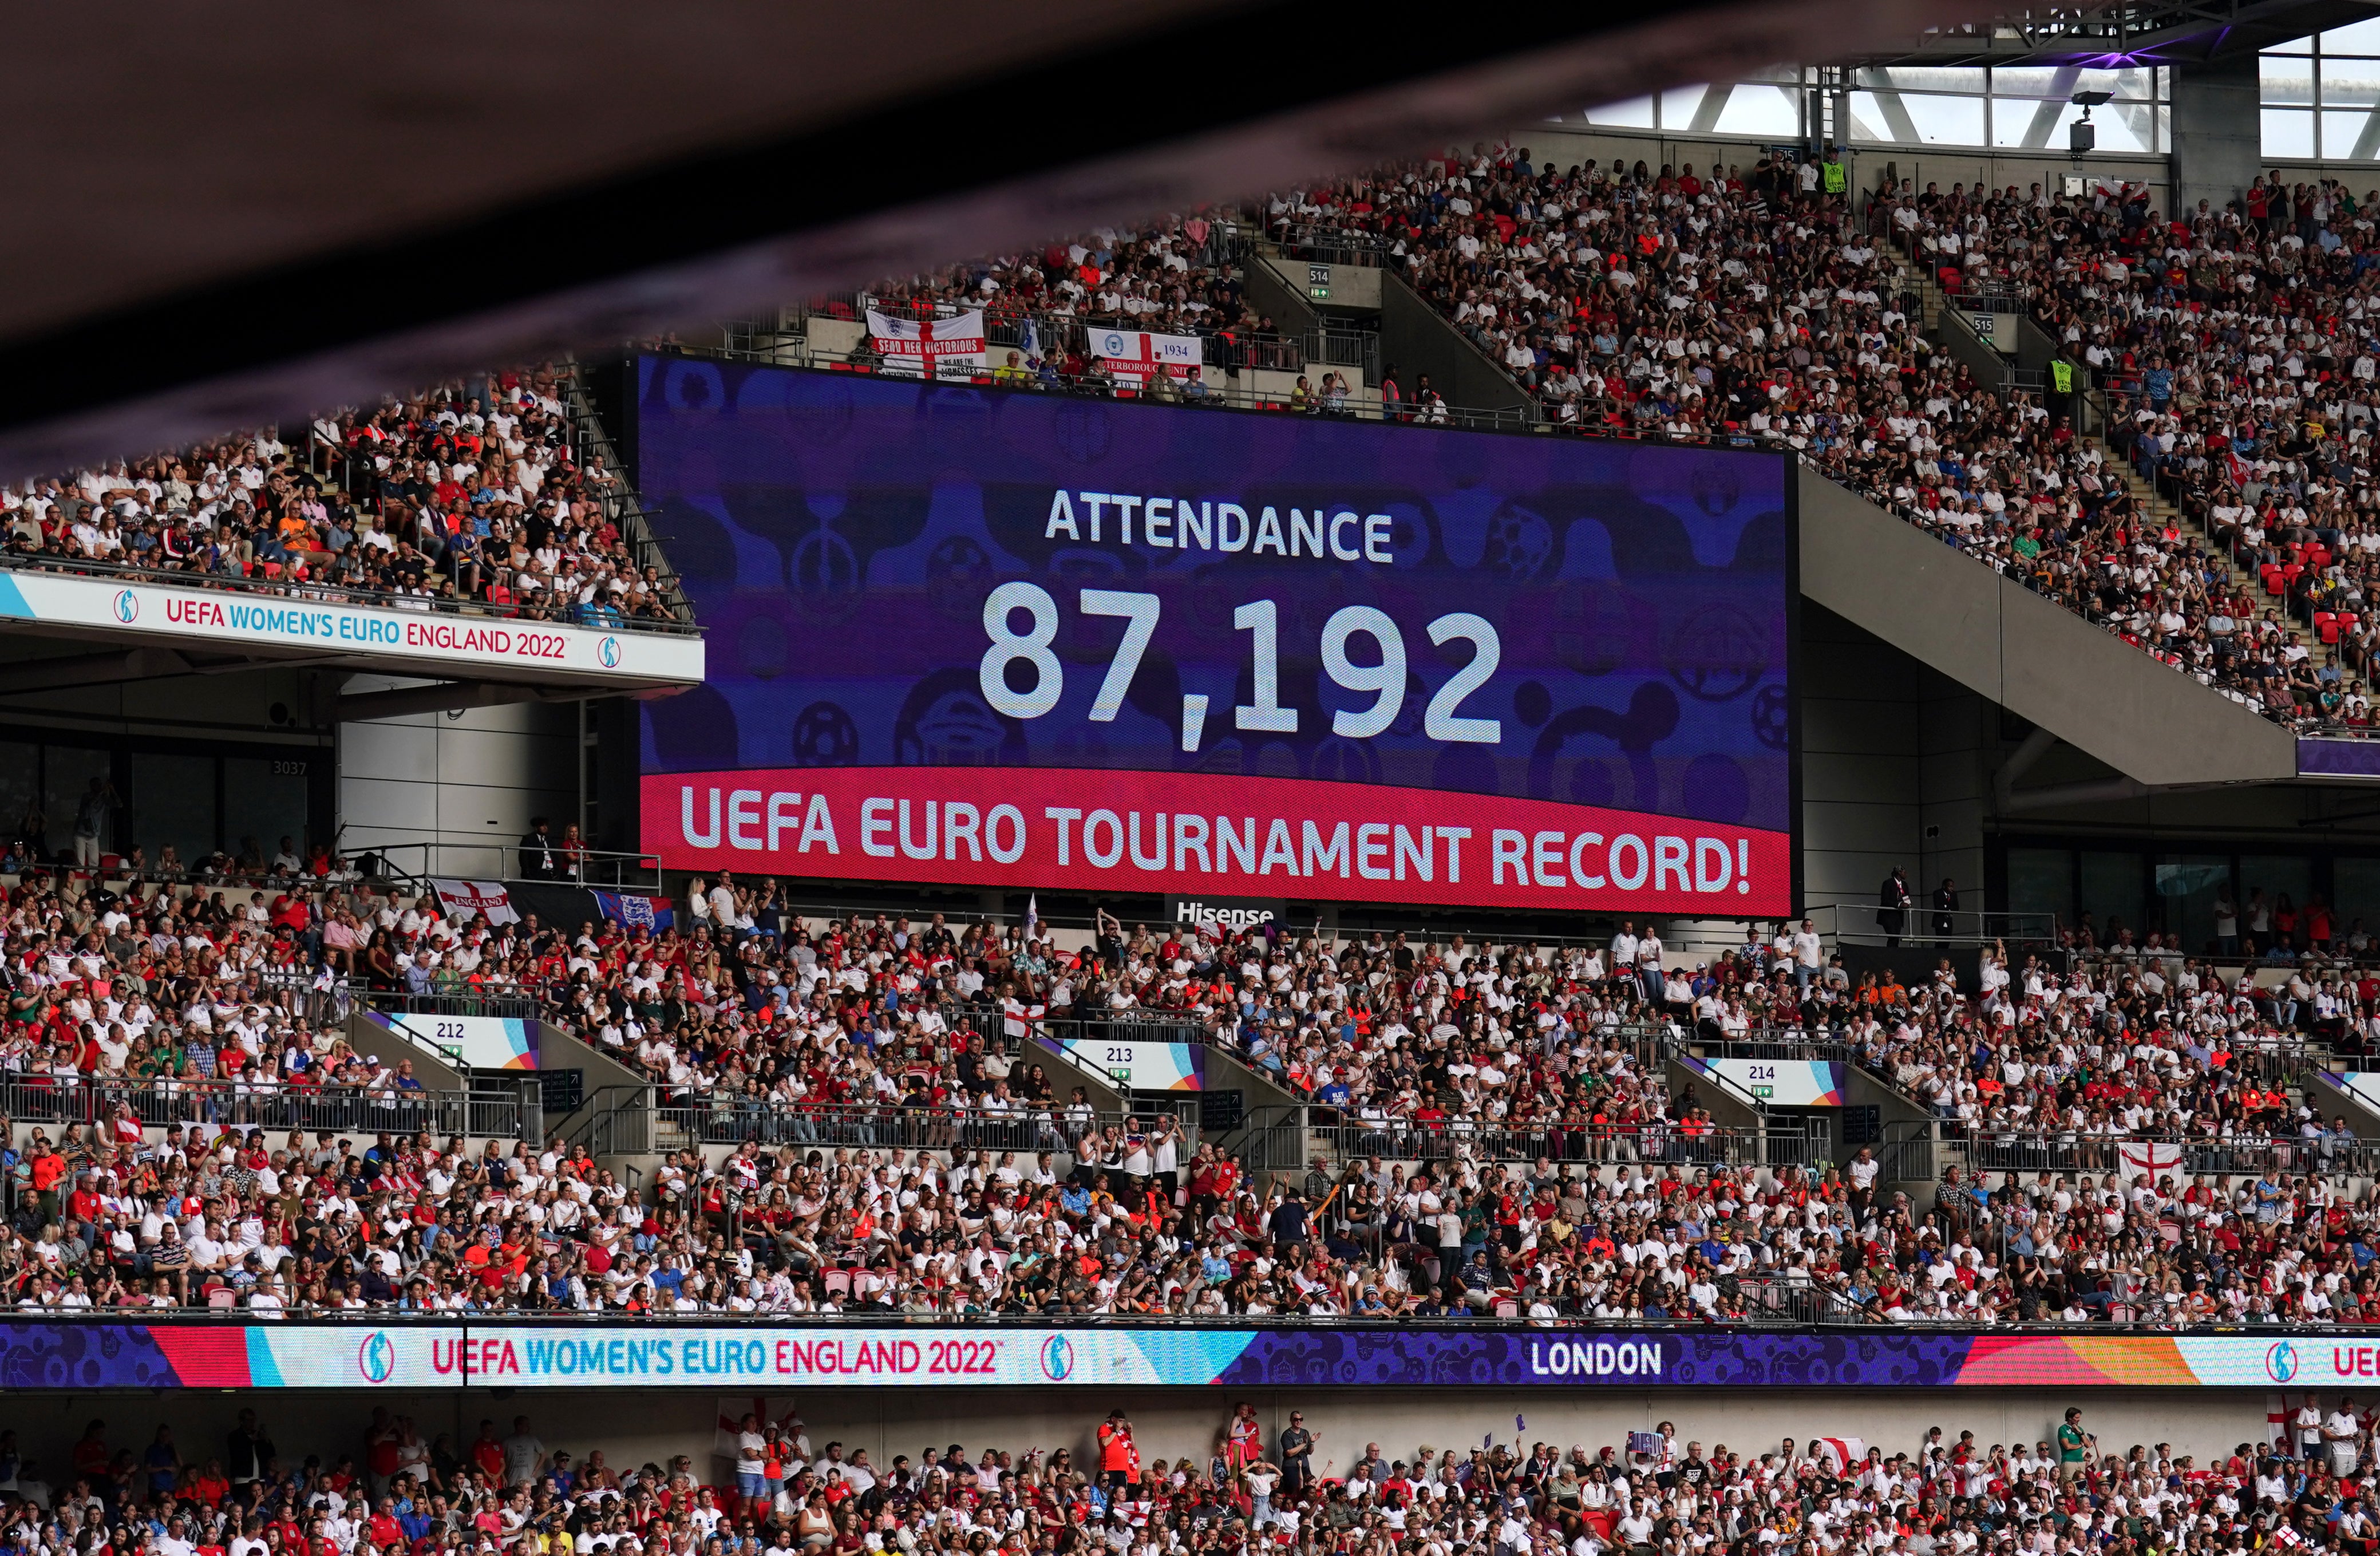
[451,1325,1235,1386]
[0,571,702,685]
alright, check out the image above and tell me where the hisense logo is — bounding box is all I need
[1177,901,1275,929]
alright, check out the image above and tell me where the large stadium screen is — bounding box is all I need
[635,355,1795,914]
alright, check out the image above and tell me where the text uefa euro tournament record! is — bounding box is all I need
[632,356,1796,915]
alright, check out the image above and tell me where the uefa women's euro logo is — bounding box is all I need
[2266,1340,2299,1383]
[1038,1334,1076,1382]
[357,1332,398,1384]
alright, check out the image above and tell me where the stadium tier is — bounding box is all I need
[34,46,2380,1532]
[0,1392,2317,1556]
[62,18,2380,1556]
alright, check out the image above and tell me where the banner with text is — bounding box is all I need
[1088,327,1202,381]
[0,1324,2370,1389]
[865,309,987,380]
[430,879,521,926]
[0,571,701,685]
[647,768,1790,916]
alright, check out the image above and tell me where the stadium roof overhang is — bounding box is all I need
[1831,0,2376,67]
[0,0,2005,480]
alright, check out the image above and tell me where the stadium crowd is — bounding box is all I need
[846,212,1322,402]
[0,365,681,627]
[0,1399,2370,1556]
[1245,146,2371,728]
[806,144,2369,726]
[1876,169,2380,722]
[0,858,2378,1326]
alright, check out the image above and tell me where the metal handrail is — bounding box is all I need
[667,341,1524,429]
[1271,224,1396,267]
[559,1082,661,1158]
[342,837,663,893]
[0,1073,522,1140]
[1308,1117,1828,1170]
[6,1310,2364,1332]
[1804,902,2059,948]
[1957,1130,2380,1179]
[558,361,695,623]
[655,1099,1197,1154]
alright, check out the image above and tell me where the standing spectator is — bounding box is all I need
[1792,918,1824,995]
[501,1415,547,1487]
[26,1133,66,1225]
[1223,1404,1262,1469]
[1096,1410,1138,1495]
[225,1409,276,1490]
[2056,1408,2093,1482]
[2327,1399,2365,1479]
[1278,1410,1316,1498]
[71,775,118,868]
[1879,867,1913,947]
[518,817,559,879]
[1931,878,1961,942]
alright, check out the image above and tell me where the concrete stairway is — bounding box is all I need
[1888,239,2324,681]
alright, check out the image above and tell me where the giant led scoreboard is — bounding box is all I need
[634,354,1796,915]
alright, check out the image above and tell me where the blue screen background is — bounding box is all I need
[634,355,1794,834]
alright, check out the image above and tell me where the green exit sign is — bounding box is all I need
[1752,1085,1775,1099]
[1308,286,1331,300]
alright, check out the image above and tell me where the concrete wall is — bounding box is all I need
[1030,1036,1130,1113]
[1798,602,1987,914]
[1838,1061,1936,1173]
[2173,54,2263,218]
[344,1012,469,1092]
[1919,665,1990,911]
[1377,269,1537,420]
[1260,252,1382,313]
[2304,1071,2380,1136]
[1797,465,2298,788]
[337,676,580,876]
[541,1021,655,1155]
[1932,306,2012,386]
[1242,254,1327,342]
[0,1385,2271,1482]
[1798,602,1923,911]
[1667,1057,1765,1133]
[1205,1041,1309,1117]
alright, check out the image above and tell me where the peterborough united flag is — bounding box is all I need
[1089,326,1201,382]
[866,308,987,379]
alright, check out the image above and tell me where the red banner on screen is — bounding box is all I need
[643,768,1791,915]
